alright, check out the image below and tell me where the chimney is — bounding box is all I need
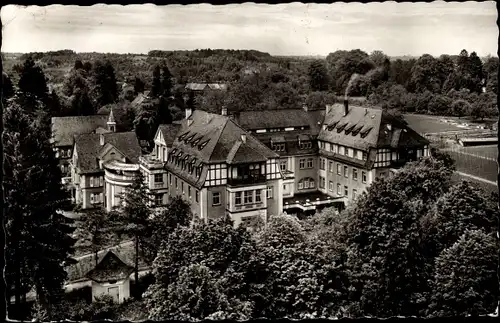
[221,106,228,116]
[343,99,349,116]
[325,104,332,114]
[241,134,247,143]
[185,107,192,119]
[387,124,392,131]
[100,133,105,146]
[302,103,308,112]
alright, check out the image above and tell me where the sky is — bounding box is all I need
[1,2,498,57]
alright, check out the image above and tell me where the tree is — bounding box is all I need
[2,72,15,101]
[161,65,173,98]
[428,230,498,317]
[145,216,256,320]
[18,57,49,103]
[92,60,118,106]
[74,60,84,70]
[369,50,389,67]
[110,171,153,295]
[409,54,441,93]
[134,76,145,94]
[4,101,75,320]
[156,96,173,125]
[73,207,110,266]
[151,65,162,98]
[471,92,497,120]
[482,56,499,93]
[450,99,471,118]
[421,181,497,260]
[71,88,95,116]
[343,157,454,318]
[308,60,329,91]
[254,215,347,319]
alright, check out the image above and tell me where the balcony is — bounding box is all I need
[227,174,267,187]
[139,155,164,170]
[151,181,167,190]
[283,191,346,211]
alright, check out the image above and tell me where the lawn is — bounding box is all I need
[452,173,498,195]
[403,114,470,134]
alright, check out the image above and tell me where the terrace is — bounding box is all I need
[283,191,346,211]
[139,154,164,170]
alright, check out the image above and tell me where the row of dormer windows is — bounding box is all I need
[255,126,310,133]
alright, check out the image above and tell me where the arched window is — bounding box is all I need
[298,177,315,190]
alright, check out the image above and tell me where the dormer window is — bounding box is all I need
[351,125,363,136]
[185,134,196,144]
[198,140,210,150]
[327,121,339,131]
[272,143,285,152]
[191,137,202,147]
[344,124,356,135]
[336,123,347,133]
[299,141,312,149]
[178,132,190,141]
[360,127,373,138]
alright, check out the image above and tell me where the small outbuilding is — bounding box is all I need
[85,250,134,304]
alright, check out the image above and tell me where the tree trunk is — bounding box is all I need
[14,254,21,307]
[135,236,139,298]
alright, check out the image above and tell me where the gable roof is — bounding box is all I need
[166,110,279,188]
[156,124,182,147]
[318,103,428,151]
[74,131,141,173]
[85,251,135,283]
[51,115,108,147]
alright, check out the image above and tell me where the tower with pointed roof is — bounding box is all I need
[107,109,117,132]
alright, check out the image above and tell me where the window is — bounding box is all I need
[188,186,192,198]
[344,185,348,197]
[267,186,273,199]
[154,174,163,183]
[298,182,303,190]
[244,191,253,204]
[353,189,358,200]
[299,178,315,190]
[235,192,242,205]
[272,143,285,152]
[362,152,368,161]
[175,178,178,189]
[330,143,334,151]
[299,159,305,169]
[90,177,94,187]
[99,193,103,203]
[195,190,199,203]
[181,182,184,194]
[329,181,334,192]
[329,161,334,173]
[337,183,341,196]
[155,194,163,206]
[344,166,348,178]
[67,149,72,157]
[100,176,104,186]
[339,146,345,155]
[332,144,338,154]
[362,171,367,183]
[307,158,313,168]
[279,160,287,171]
[345,147,349,157]
[90,193,94,204]
[169,174,172,185]
[320,176,326,189]
[320,158,326,170]
[212,192,221,206]
[255,190,261,203]
[353,168,358,181]
[337,164,341,175]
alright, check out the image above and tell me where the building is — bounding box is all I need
[316,100,430,203]
[184,83,228,92]
[234,105,346,213]
[141,109,283,226]
[51,115,109,184]
[85,251,134,304]
[70,112,142,210]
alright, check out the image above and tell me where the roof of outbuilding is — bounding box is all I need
[85,251,135,283]
[51,115,108,147]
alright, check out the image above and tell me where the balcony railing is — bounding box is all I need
[152,182,166,189]
[230,202,265,212]
[139,155,164,169]
[227,175,267,186]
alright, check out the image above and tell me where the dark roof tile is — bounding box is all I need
[51,115,108,147]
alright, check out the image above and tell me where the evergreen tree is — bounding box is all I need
[157,96,173,125]
[151,65,162,97]
[2,72,15,102]
[161,65,173,98]
[110,171,153,295]
[308,60,329,91]
[18,57,49,102]
[71,88,95,116]
[134,76,145,94]
[92,60,118,106]
[4,101,75,320]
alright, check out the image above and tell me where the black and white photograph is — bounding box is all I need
[1,1,499,321]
